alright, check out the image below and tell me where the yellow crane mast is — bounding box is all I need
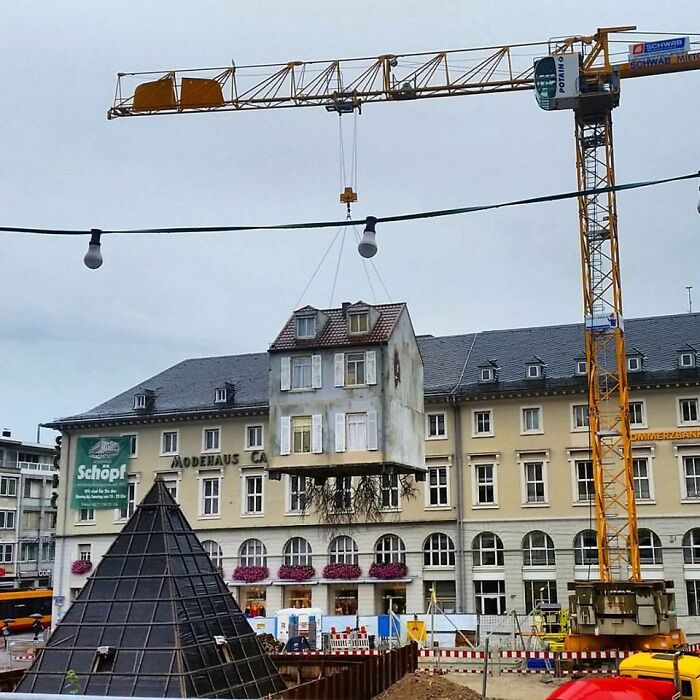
[109,27,700,649]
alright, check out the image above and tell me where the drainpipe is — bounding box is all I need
[673,651,682,695]
[450,396,466,612]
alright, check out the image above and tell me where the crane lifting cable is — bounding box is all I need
[337,108,359,215]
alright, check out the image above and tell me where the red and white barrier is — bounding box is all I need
[559,650,632,660]
[419,649,485,659]
[499,649,557,659]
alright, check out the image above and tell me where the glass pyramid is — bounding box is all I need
[17,478,286,698]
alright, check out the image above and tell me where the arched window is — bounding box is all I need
[683,529,700,564]
[472,532,504,567]
[201,540,223,569]
[374,535,406,564]
[239,539,267,567]
[638,529,663,565]
[329,536,358,565]
[423,533,455,567]
[522,531,555,567]
[574,530,598,566]
[284,537,312,566]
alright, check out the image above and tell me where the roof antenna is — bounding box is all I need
[687,285,693,314]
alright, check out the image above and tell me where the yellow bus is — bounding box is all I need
[0,590,52,632]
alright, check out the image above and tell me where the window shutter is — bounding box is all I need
[312,414,323,453]
[366,350,377,385]
[335,413,346,452]
[280,357,291,391]
[280,416,291,455]
[312,354,322,389]
[334,353,345,387]
[367,411,378,451]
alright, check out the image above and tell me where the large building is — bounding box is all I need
[47,306,700,631]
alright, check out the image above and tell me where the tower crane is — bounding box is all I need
[109,27,700,649]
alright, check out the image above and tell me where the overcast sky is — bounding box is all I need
[1,1,698,443]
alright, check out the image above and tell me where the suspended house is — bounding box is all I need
[17,478,286,698]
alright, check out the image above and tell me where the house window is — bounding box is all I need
[526,364,542,379]
[118,478,137,520]
[426,413,447,439]
[380,474,399,510]
[291,356,313,389]
[346,413,368,451]
[214,387,227,404]
[203,428,220,453]
[0,511,15,529]
[679,352,696,368]
[683,456,700,499]
[333,476,352,511]
[521,407,542,433]
[629,401,645,427]
[683,529,700,564]
[0,544,13,563]
[0,477,17,497]
[239,539,267,567]
[202,540,223,569]
[124,434,138,457]
[479,367,494,382]
[284,537,312,566]
[522,531,555,567]
[292,416,312,454]
[42,541,55,562]
[524,462,546,504]
[423,533,455,567]
[348,311,369,334]
[24,478,41,498]
[78,544,91,562]
[246,425,264,450]
[21,542,38,562]
[687,581,700,616]
[375,534,406,564]
[474,580,506,615]
[575,460,594,502]
[428,465,449,507]
[200,476,220,517]
[472,532,504,567]
[473,409,493,436]
[329,536,358,565]
[524,581,557,614]
[474,463,496,505]
[78,508,94,523]
[638,529,662,565]
[572,404,590,430]
[244,474,264,514]
[296,315,316,339]
[161,431,178,455]
[576,360,587,376]
[345,352,366,386]
[133,394,147,409]
[679,398,699,425]
[288,475,307,513]
[574,530,598,566]
[633,457,652,501]
[627,356,642,372]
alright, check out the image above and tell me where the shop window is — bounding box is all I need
[474,580,506,615]
[423,581,456,613]
[242,587,267,618]
[524,580,557,614]
[285,588,312,609]
[379,586,406,615]
[333,588,358,615]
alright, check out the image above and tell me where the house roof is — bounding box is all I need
[47,312,700,428]
[17,478,286,698]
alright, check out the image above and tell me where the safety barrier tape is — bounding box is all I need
[419,649,486,658]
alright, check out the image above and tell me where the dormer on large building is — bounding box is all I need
[267,302,425,481]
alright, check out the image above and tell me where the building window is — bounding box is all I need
[159,473,179,502]
[133,394,147,410]
[284,537,312,566]
[78,508,94,523]
[42,541,55,562]
[633,457,652,501]
[24,478,41,498]
[292,416,312,454]
[346,413,368,452]
[246,425,264,450]
[627,356,642,372]
[288,475,307,513]
[687,581,700,616]
[0,510,15,530]
[123,434,138,457]
[521,407,542,434]
[522,531,555,567]
[202,540,223,569]
[683,456,700,499]
[161,431,178,456]
[526,364,542,379]
[679,398,700,425]
[375,534,406,564]
[474,463,496,505]
[333,476,352,511]
[683,529,700,564]
[479,367,494,383]
[117,478,137,520]
[0,477,17,497]
[427,465,449,507]
[576,360,587,376]
[296,315,316,339]
[572,404,590,430]
[345,352,366,386]
[523,462,546,504]
[244,474,264,514]
[629,401,645,427]
[423,533,455,567]
[78,544,91,562]
[200,476,220,517]
[426,413,447,439]
[380,474,400,510]
[329,536,358,565]
[474,580,506,615]
[291,356,313,390]
[472,532,504,567]
[348,311,369,334]
[0,544,13,563]
[203,428,220,453]
[21,543,38,562]
[575,460,594,502]
[524,581,558,614]
[574,530,598,566]
[638,529,662,565]
[679,352,696,369]
[240,538,267,567]
[473,409,493,436]
[214,387,228,404]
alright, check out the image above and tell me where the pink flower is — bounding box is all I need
[369,562,407,579]
[278,564,315,581]
[323,563,361,580]
[71,559,93,575]
[232,566,269,583]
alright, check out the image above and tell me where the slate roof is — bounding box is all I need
[47,312,700,428]
[269,302,406,351]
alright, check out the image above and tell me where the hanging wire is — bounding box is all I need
[352,109,359,192]
[351,227,378,303]
[329,225,347,307]
[293,226,343,309]
[338,114,347,195]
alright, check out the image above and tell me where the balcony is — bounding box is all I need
[18,461,55,473]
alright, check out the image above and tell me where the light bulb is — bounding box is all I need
[358,216,378,258]
[84,229,103,269]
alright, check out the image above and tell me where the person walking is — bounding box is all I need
[1,625,9,649]
[31,618,43,642]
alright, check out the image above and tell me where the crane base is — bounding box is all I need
[565,629,686,653]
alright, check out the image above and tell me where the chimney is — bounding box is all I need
[341,302,350,314]
[1,429,10,439]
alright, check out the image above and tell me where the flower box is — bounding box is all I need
[232,566,269,583]
[278,564,315,581]
[323,563,361,580]
[369,562,407,580]
[71,559,93,575]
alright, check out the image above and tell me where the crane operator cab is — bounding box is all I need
[620,651,700,699]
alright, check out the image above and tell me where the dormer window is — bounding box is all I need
[296,315,316,339]
[479,367,494,383]
[526,364,542,380]
[348,311,369,334]
[133,394,147,410]
[576,360,587,376]
[627,356,642,373]
[214,387,227,404]
[679,351,696,369]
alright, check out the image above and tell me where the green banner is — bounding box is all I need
[72,437,130,510]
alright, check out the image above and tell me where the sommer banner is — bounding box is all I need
[71,436,130,510]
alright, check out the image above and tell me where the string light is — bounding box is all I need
[83,229,103,269]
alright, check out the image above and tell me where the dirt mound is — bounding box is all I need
[375,672,483,700]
